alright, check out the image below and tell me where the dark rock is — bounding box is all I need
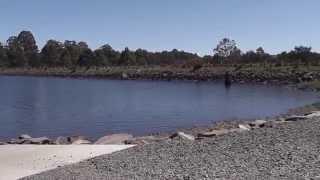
[95,134,133,145]
[248,120,267,128]
[285,116,308,122]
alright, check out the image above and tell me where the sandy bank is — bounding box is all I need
[0,145,134,180]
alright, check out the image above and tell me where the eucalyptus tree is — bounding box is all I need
[119,47,136,65]
[94,44,120,66]
[41,40,64,67]
[17,31,39,66]
[6,36,26,67]
[0,42,8,67]
[213,38,240,63]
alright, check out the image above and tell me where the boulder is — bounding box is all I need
[303,72,313,81]
[272,118,287,124]
[10,137,51,144]
[0,142,7,145]
[170,132,195,141]
[238,124,251,131]
[55,136,71,145]
[249,120,267,128]
[95,133,133,145]
[18,134,32,140]
[72,139,92,145]
[29,137,51,144]
[197,129,230,138]
[67,136,88,144]
[306,111,320,118]
[8,139,26,144]
[122,73,128,79]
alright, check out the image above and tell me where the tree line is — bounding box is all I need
[0,31,319,68]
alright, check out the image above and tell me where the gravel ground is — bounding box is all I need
[22,118,320,180]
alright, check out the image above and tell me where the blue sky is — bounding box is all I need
[1,0,320,55]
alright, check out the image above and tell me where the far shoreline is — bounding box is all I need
[0,65,319,88]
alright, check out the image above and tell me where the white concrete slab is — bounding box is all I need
[0,145,134,180]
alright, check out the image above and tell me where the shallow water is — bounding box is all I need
[0,75,318,139]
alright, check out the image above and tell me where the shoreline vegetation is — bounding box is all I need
[1,65,320,90]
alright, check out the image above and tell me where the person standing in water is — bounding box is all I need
[224,71,231,87]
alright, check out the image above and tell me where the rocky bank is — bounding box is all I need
[21,111,320,180]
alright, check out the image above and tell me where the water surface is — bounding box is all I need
[0,76,318,139]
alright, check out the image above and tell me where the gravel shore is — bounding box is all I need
[22,117,320,180]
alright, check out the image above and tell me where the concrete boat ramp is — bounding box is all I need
[0,145,134,180]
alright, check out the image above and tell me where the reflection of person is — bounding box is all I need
[224,72,231,87]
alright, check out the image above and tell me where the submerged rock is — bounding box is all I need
[95,133,133,145]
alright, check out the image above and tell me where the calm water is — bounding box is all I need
[0,76,318,139]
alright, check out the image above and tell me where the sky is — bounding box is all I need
[1,0,320,56]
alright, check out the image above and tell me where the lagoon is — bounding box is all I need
[0,76,317,139]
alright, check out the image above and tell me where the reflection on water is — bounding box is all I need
[0,75,318,139]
